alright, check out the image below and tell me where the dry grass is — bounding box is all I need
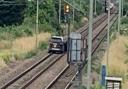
[0,32,51,68]
[0,59,7,69]
[12,32,51,53]
[102,36,128,89]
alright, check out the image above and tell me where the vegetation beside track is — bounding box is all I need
[0,32,50,68]
[102,36,128,89]
[83,15,128,89]
[98,16,128,89]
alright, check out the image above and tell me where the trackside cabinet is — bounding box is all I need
[68,32,83,64]
[105,76,122,89]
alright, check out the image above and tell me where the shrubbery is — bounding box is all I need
[120,17,128,36]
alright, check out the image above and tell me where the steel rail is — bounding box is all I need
[20,54,65,89]
[81,13,115,38]
[64,72,78,89]
[45,64,70,89]
[92,16,118,55]
[80,9,116,38]
[91,14,116,42]
[78,14,107,34]
[0,53,52,89]
[76,13,106,33]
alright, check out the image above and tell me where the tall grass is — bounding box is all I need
[0,32,51,66]
[102,36,128,89]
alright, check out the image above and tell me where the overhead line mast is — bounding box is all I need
[87,0,93,89]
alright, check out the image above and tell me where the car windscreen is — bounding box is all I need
[51,38,62,42]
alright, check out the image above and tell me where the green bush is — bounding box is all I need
[38,41,48,50]
[122,17,128,24]
[25,50,37,59]
[0,25,34,40]
[2,55,11,64]
[39,23,53,33]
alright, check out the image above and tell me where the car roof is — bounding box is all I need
[51,36,63,39]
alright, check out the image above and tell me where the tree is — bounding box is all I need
[0,0,26,26]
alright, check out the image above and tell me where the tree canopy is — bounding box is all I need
[0,0,26,26]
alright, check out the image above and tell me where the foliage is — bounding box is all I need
[122,17,128,24]
[120,17,128,36]
[39,23,54,33]
[38,41,48,50]
[2,55,11,64]
[0,24,33,40]
[25,50,37,59]
[96,1,102,15]
[91,83,104,89]
[125,44,128,64]
[123,2,128,16]
[26,0,59,33]
[0,0,26,26]
[0,0,104,38]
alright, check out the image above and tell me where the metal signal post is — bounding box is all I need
[64,4,70,64]
[64,3,84,89]
[64,4,70,14]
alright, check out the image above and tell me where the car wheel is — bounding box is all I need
[48,50,51,53]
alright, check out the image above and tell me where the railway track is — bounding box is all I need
[0,54,65,89]
[45,13,118,89]
[19,54,66,89]
[0,12,113,89]
[66,15,118,89]
[76,13,107,35]
[45,65,76,89]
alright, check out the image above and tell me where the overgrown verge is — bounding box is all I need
[0,32,50,68]
[0,41,48,64]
